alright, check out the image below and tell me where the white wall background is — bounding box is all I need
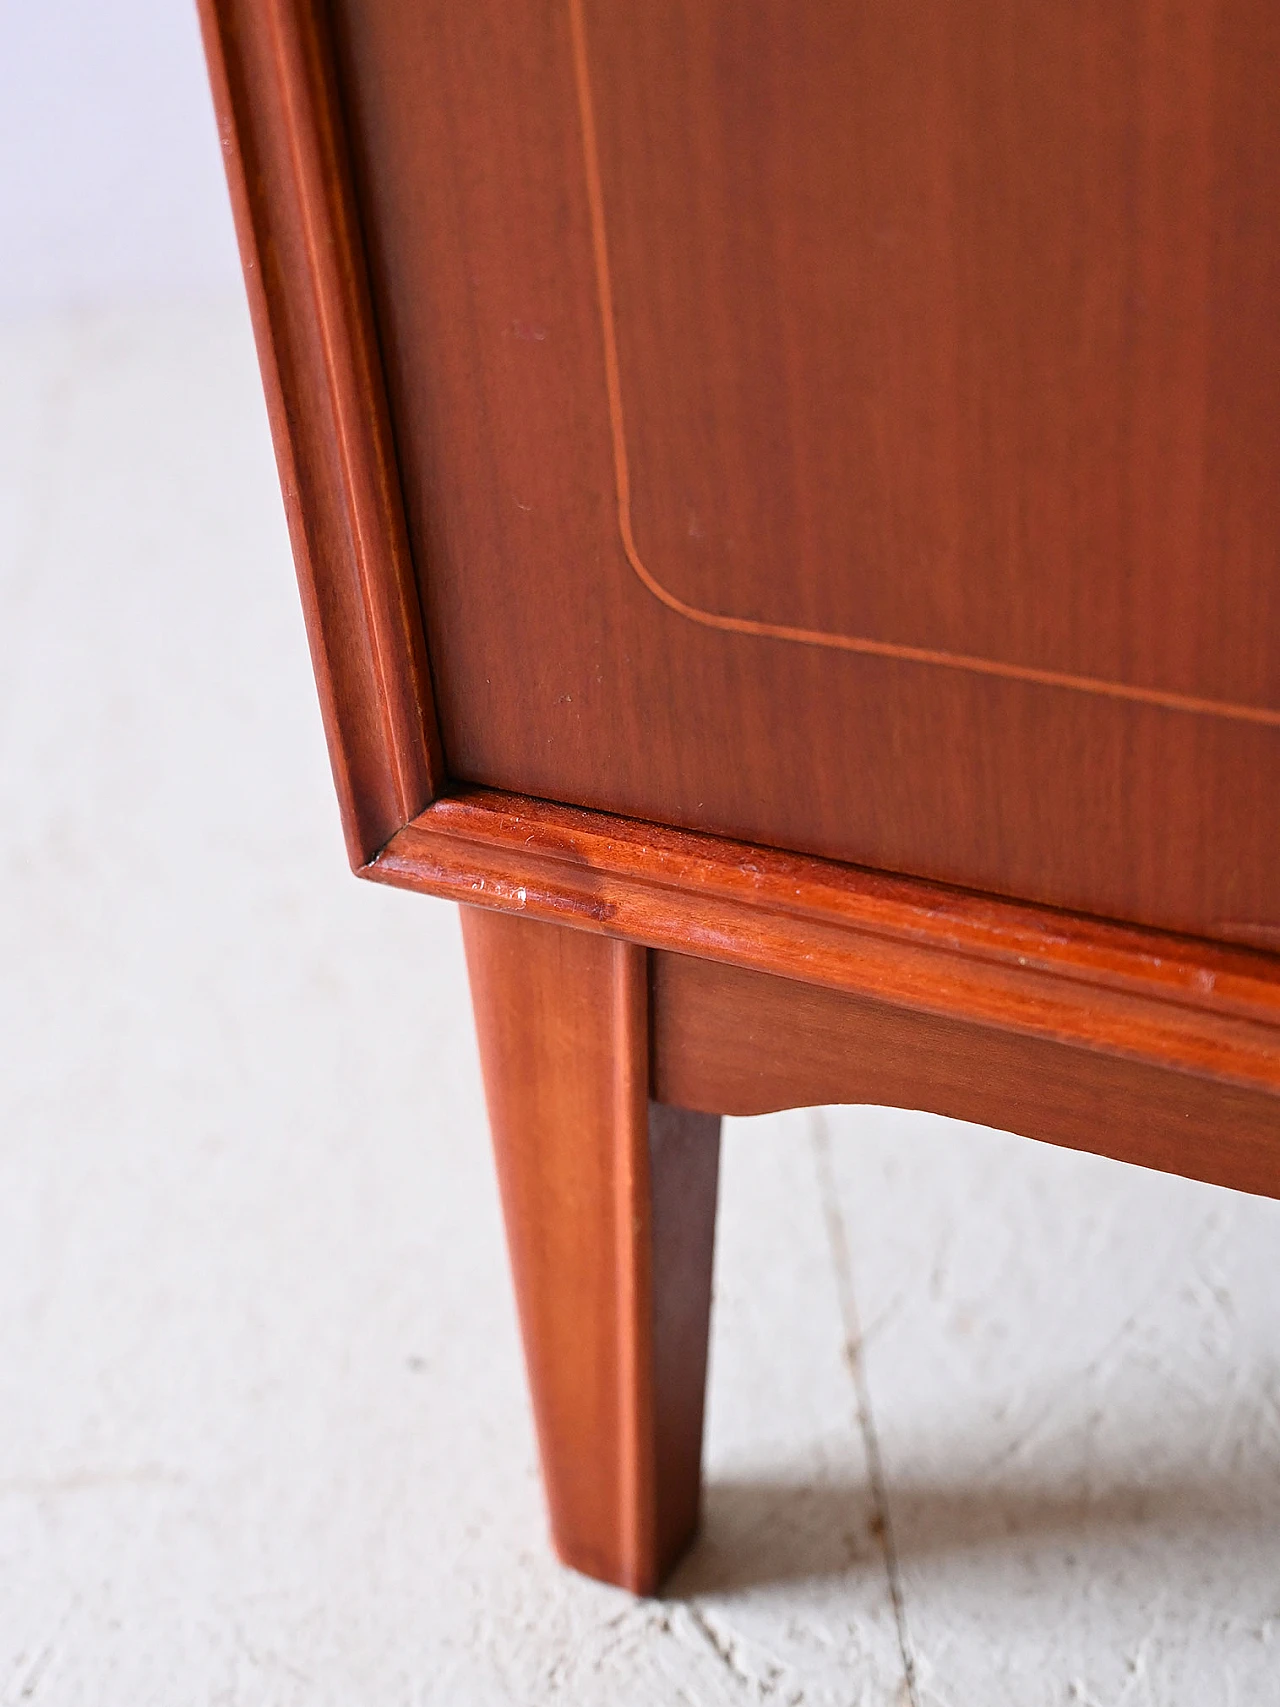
[0,0,241,312]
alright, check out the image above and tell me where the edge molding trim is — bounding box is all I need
[367,786,1280,1099]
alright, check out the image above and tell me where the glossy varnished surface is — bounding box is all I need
[331,0,1280,940]
[652,952,1280,1201]
[462,908,720,1590]
[582,3,1280,715]
[369,787,1280,1104]
[196,0,441,863]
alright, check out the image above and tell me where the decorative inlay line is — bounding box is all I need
[567,0,1280,729]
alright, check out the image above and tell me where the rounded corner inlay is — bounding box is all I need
[568,0,1280,730]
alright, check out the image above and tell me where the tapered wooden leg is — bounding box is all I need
[461,907,721,1593]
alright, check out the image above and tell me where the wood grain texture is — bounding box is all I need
[460,908,720,1592]
[576,0,1280,721]
[196,0,441,865]
[370,787,1280,1101]
[652,951,1280,1201]
[329,0,1280,941]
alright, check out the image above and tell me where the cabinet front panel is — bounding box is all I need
[332,0,1280,944]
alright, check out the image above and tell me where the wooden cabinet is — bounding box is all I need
[200,0,1280,1591]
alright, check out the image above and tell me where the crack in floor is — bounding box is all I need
[812,1113,921,1707]
[684,1604,789,1700]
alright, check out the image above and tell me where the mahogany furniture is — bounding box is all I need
[199,0,1280,1594]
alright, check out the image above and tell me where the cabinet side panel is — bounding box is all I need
[198,0,442,863]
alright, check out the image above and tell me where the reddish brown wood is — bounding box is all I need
[330,0,1280,941]
[460,908,720,1592]
[653,951,1280,1201]
[369,787,1280,1107]
[196,0,441,864]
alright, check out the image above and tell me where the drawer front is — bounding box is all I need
[331,0,1280,944]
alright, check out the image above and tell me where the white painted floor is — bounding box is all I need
[2,300,1278,1706]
